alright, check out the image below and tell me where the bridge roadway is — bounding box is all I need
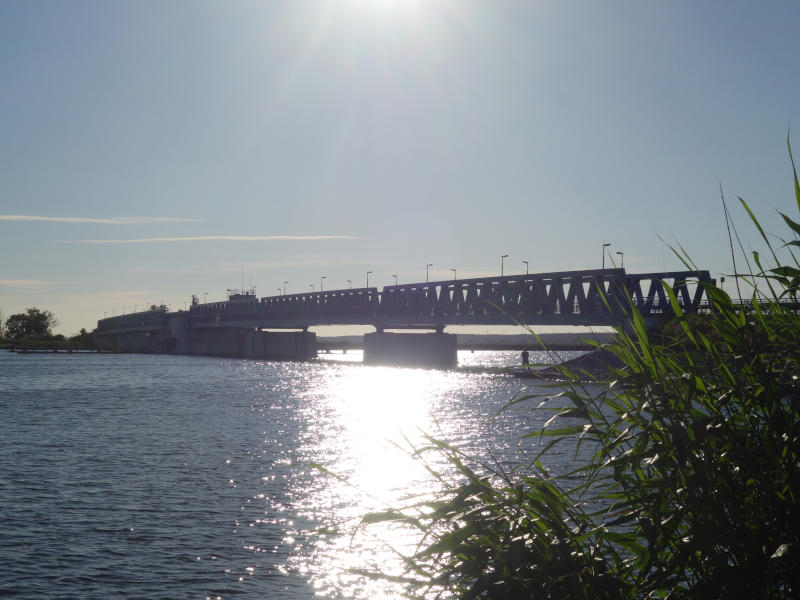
[180,268,711,330]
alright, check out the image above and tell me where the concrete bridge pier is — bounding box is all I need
[363,331,457,368]
[177,328,316,359]
[169,313,316,359]
[96,331,167,354]
[244,330,317,360]
[178,328,246,357]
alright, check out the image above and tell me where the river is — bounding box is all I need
[0,349,584,599]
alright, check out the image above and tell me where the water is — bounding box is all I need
[0,350,583,599]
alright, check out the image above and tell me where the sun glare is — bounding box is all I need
[322,365,435,497]
[289,363,461,597]
[346,0,425,15]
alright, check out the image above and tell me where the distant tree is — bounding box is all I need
[4,308,58,340]
[68,328,94,348]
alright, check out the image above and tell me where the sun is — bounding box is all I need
[340,0,431,23]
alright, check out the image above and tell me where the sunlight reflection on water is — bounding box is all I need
[1,350,584,599]
[280,355,563,598]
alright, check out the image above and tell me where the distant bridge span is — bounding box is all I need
[93,268,713,364]
[185,268,711,329]
[97,268,712,334]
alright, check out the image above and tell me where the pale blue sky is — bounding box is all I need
[1,0,799,334]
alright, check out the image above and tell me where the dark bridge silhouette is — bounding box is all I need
[183,268,711,330]
[94,268,712,365]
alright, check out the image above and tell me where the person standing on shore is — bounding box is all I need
[521,348,530,365]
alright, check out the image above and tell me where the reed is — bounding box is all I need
[360,137,800,598]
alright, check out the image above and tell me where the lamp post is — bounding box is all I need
[277,288,281,296]
[522,260,529,275]
[616,251,624,269]
[366,271,372,287]
[347,279,352,289]
[320,276,326,292]
[134,304,137,313]
[392,274,398,286]
[283,281,289,295]
[601,243,610,270]
[204,292,208,303]
[501,254,508,276]
[309,284,315,293]
[451,268,457,281]
[426,263,433,283]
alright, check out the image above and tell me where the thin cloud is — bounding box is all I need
[65,235,359,244]
[0,279,53,287]
[243,257,373,270]
[0,214,203,225]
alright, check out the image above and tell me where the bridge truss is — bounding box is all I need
[174,268,712,331]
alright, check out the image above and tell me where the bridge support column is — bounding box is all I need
[244,330,317,360]
[178,328,316,359]
[363,332,457,368]
[179,327,247,356]
[96,331,165,353]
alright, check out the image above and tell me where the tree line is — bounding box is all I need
[0,307,92,347]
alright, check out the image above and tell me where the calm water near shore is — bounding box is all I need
[0,349,585,599]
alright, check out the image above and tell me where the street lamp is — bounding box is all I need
[277,288,282,296]
[347,279,352,289]
[451,268,457,281]
[522,260,529,275]
[392,274,398,286]
[283,281,289,295]
[309,284,315,293]
[426,263,433,282]
[616,251,624,269]
[501,254,508,276]
[320,276,326,292]
[366,271,372,287]
[601,243,610,270]
[204,292,208,303]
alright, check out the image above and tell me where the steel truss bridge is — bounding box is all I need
[96,268,713,335]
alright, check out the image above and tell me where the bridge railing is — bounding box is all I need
[187,287,381,326]
[95,308,168,334]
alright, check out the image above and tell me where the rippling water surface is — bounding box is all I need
[0,350,582,599]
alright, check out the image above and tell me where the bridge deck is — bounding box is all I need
[95,268,713,336]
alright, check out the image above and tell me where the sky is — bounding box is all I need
[1,0,799,335]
